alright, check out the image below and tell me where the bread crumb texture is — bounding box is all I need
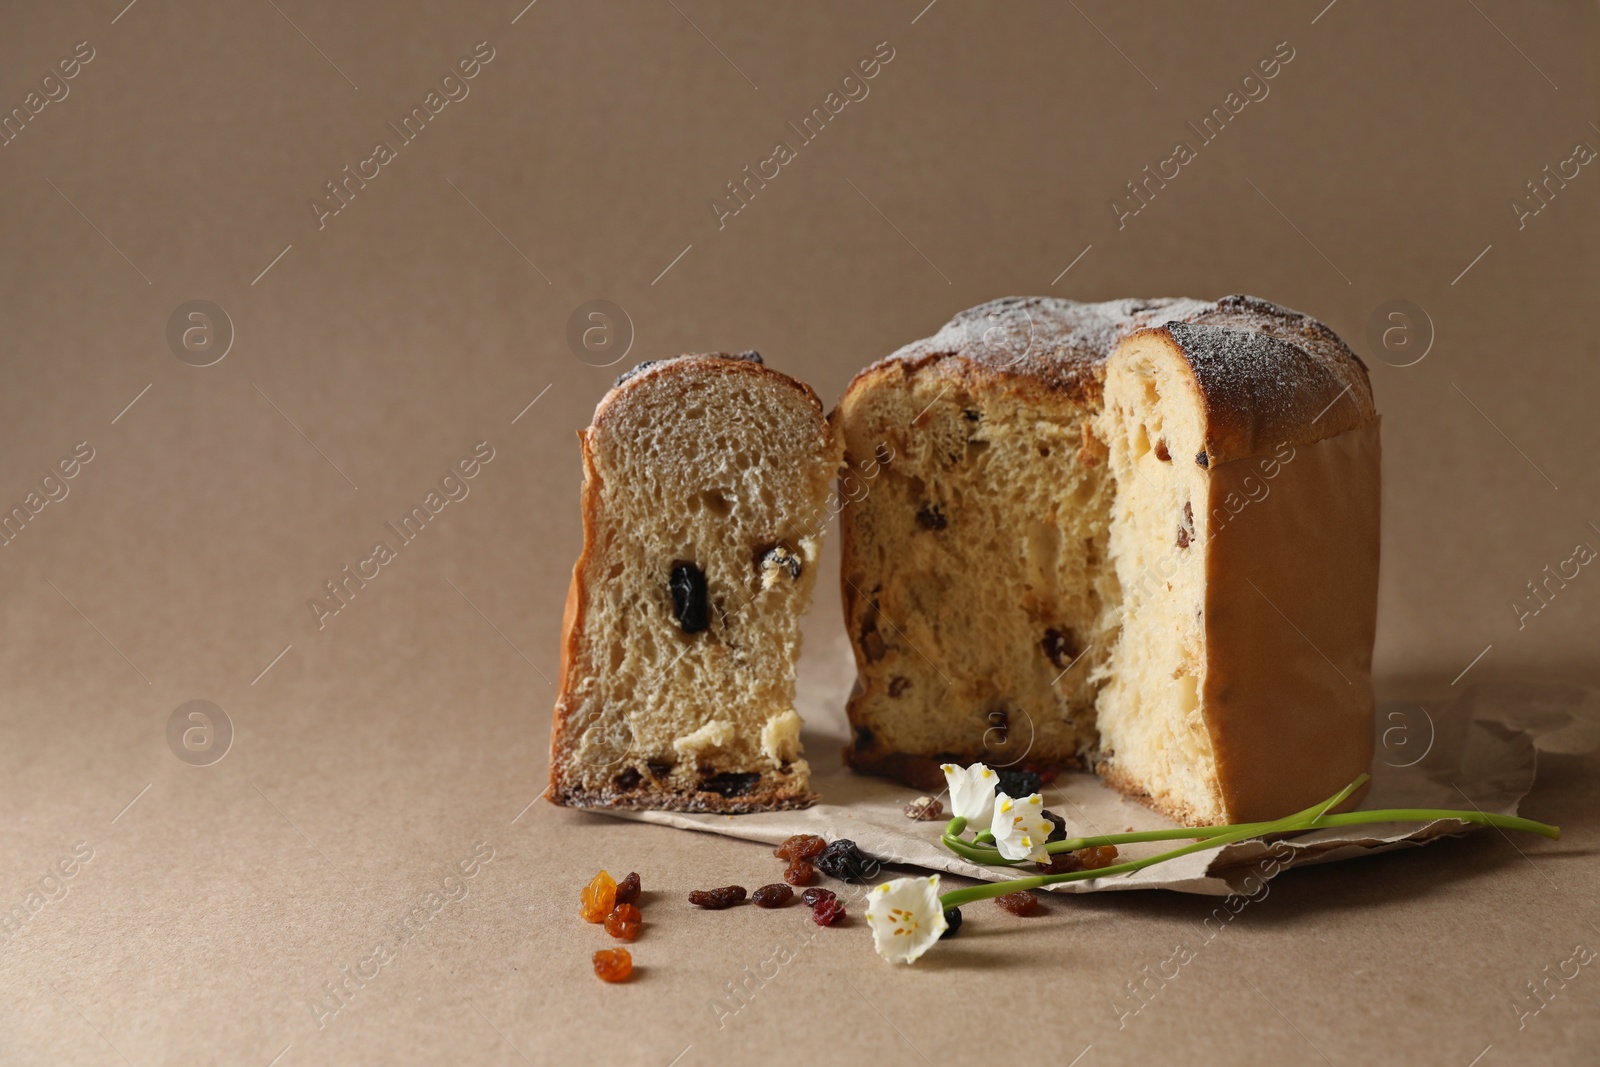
[548,353,842,812]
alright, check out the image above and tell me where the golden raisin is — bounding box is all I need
[783,860,817,886]
[614,871,641,906]
[580,870,617,923]
[1077,845,1119,870]
[592,948,633,982]
[604,903,643,941]
[773,835,826,861]
[995,890,1040,916]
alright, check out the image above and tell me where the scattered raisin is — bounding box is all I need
[815,839,879,883]
[1041,628,1079,669]
[1195,451,1209,469]
[1154,439,1171,462]
[702,771,760,797]
[614,872,641,906]
[853,724,877,751]
[669,562,709,634]
[752,884,794,908]
[904,796,944,821]
[963,409,981,422]
[1077,845,1119,870]
[888,676,910,698]
[1176,524,1190,549]
[995,891,1040,916]
[688,886,747,909]
[1036,852,1082,874]
[915,503,948,530]
[646,760,674,781]
[941,907,963,938]
[801,888,836,908]
[994,769,1043,797]
[774,835,827,861]
[811,899,846,926]
[580,871,617,923]
[783,861,818,886]
[1042,810,1067,842]
[614,768,642,791]
[592,947,633,982]
[1178,501,1194,549]
[604,903,643,940]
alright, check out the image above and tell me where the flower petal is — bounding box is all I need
[866,875,949,964]
[942,762,997,824]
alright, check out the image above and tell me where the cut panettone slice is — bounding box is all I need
[837,296,1380,825]
[546,351,842,812]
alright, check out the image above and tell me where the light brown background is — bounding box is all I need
[1,1,1596,1064]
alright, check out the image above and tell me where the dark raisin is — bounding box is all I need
[646,760,674,781]
[860,618,887,662]
[941,907,963,938]
[915,503,948,530]
[1042,809,1067,843]
[734,349,762,363]
[995,890,1040,916]
[1036,851,1083,874]
[904,796,944,821]
[1176,524,1190,549]
[888,676,910,698]
[1177,500,1195,549]
[614,768,642,791]
[758,544,802,581]
[702,771,760,797]
[1041,628,1079,669]
[669,562,710,633]
[811,898,846,926]
[688,886,747,909]
[1184,501,1194,527]
[1195,451,1209,469]
[853,725,876,751]
[963,409,981,422]
[783,861,817,886]
[1154,439,1171,462]
[801,888,836,907]
[815,839,879,883]
[773,835,827,861]
[752,883,794,908]
[614,871,641,906]
[994,769,1043,797]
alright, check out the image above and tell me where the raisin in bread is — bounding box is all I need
[837,296,1379,825]
[547,351,842,812]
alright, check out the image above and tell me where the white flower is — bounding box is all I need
[991,791,1052,863]
[866,875,948,964]
[942,762,998,824]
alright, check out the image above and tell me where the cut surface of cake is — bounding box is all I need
[547,351,842,812]
[836,296,1379,825]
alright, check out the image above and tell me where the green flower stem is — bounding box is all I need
[942,805,1559,867]
[938,777,1368,910]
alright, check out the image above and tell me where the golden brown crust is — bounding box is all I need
[547,351,831,813]
[1140,294,1377,467]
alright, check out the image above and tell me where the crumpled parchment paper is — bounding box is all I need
[601,682,1598,897]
